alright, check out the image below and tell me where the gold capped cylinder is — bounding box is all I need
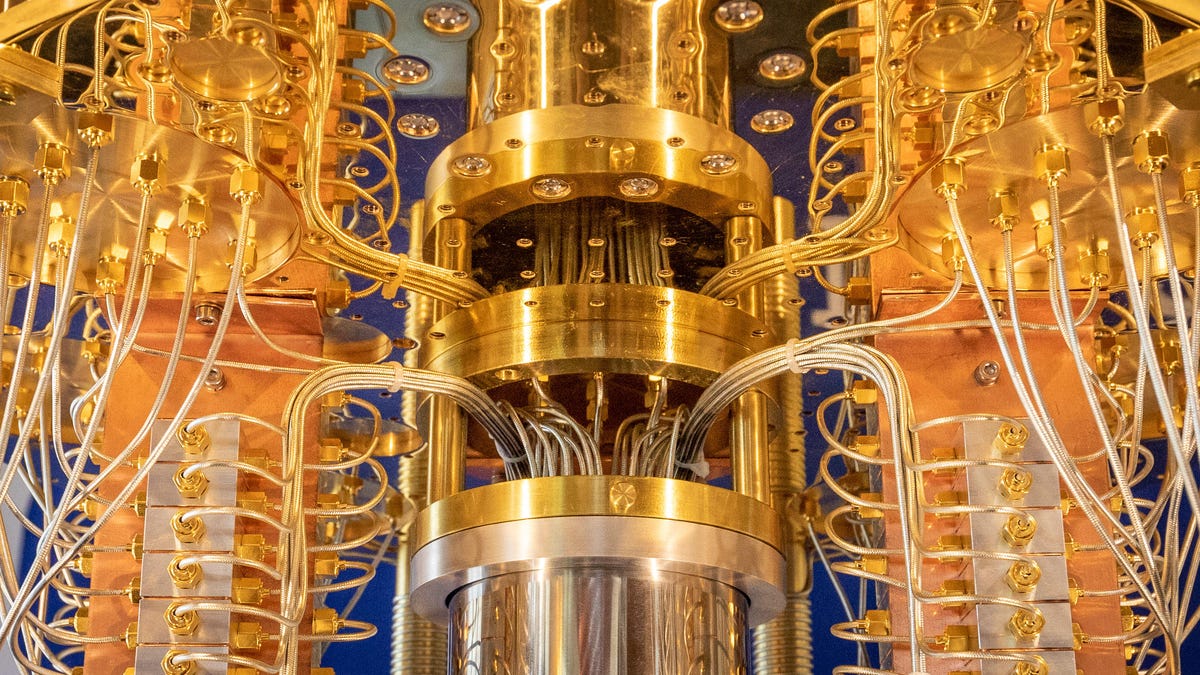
[1002,514,1038,547]
[0,176,30,216]
[1034,144,1070,185]
[1133,130,1171,174]
[178,197,212,238]
[988,190,1019,232]
[76,112,114,147]
[1181,162,1200,207]
[931,158,966,198]
[1086,97,1125,136]
[130,154,164,195]
[35,143,71,185]
[1126,206,1160,249]
[1006,559,1042,593]
[468,0,731,129]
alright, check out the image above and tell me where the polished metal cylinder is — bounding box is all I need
[467,0,731,128]
[448,566,748,674]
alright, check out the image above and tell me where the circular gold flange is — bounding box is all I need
[411,475,784,552]
[320,316,392,364]
[0,50,301,293]
[424,104,776,232]
[168,38,282,103]
[908,25,1029,93]
[419,283,774,388]
[893,91,1198,290]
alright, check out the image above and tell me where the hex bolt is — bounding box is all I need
[973,360,1000,386]
[193,302,221,327]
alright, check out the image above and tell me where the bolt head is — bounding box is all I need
[618,176,659,198]
[758,52,805,81]
[452,154,491,177]
[1133,130,1171,174]
[700,153,737,175]
[397,113,439,139]
[0,176,29,216]
[35,143,71,185]
[750,109,794,134]
[382,56,430,85]
[531,177,571,200]
[424,4,472,34]
[131,154,164,195]
[714,0,764,32]
[1085,97,1125,136]
[1034,144,1070,184]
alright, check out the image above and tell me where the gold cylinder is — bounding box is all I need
[468,0,731,128]
[427,218,472,503]
[725,215,771,504]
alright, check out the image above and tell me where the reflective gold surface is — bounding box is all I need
[412,475,784,552]
[893,91,1198,289]
[420,283,773,387]
[467,0,730,128]
[424,104,776,235]
[0,50,302,293]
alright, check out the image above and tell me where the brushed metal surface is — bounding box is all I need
[410,514,786,627]
[448,566,749,675]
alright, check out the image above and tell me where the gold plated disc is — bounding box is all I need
[320,316,393,364]
[893,92,1198,290]
[908,24,1029,93]
[0,50,301,293]
[168,38,282,103]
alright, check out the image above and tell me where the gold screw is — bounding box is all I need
[161,650,198,675]
[1034,144,1070,185]
[164,602,199,636]
[34,143,71,185]
[172,465,209,499]
[176,423,211,454]
[0,176,30,216]
[1006,560,1042,593]
[1002,514,1038,548]
[170,511,206,543]
[1133,130,1171,174]
[168,556,203,589]
[1008,607,1045,640]
[177,198,211,239]
[992,423,1028,456]
[998,468,1034,500]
